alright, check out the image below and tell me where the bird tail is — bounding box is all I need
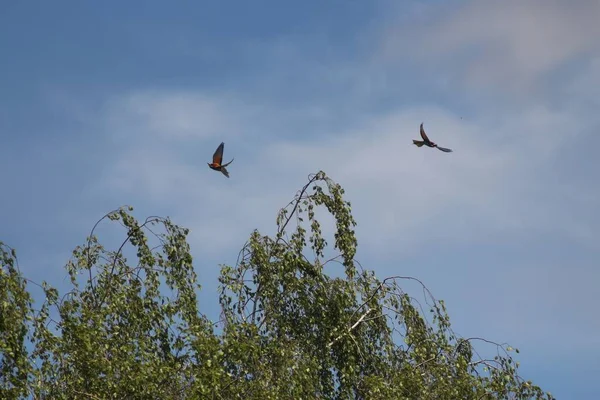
[221,167,230,178]
[413,140,425,147]
[221,158,234,167]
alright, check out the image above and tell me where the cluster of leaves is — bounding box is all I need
[1,172,553,399]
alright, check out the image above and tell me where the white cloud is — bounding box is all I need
[381,0,600,92]
[93,89,598,259]
[103,91,259,141]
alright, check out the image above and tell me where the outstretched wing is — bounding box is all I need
[436,146,453,153]
[420,123,431,143]
[212,142,225,165]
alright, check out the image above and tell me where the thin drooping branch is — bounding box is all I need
[276,172,321,241]
[327,308,373,348]
[95,215,164,308]
[83,206,133,305]
[251,172,322,326]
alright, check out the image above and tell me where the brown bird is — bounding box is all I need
[207,142,234,178]
[413,123,453,153]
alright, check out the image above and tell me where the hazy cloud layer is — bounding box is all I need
[381,0,600,97]
[95,88,598,253]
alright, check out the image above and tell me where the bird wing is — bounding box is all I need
[212,142,225,165]
[436,146,453,153]
[420,123,431,143]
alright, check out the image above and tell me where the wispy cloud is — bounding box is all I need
[92,84,597,256]
[381,0,600,95]
[104,91,256,141]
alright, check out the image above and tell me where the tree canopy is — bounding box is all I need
[1,172,554,399]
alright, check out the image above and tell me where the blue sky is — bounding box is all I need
[1,0,599,397]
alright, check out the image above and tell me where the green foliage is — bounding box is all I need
[0,172,553,399]
[0,243,33,399]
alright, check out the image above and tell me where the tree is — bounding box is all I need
[1,171,554,399]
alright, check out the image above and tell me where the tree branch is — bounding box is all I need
[327,308,373,348]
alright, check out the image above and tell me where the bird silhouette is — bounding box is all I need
[413,123,453,153]
[207,142,234,178]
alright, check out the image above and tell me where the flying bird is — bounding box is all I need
[207,142,234,178]
[413,123,453,153]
